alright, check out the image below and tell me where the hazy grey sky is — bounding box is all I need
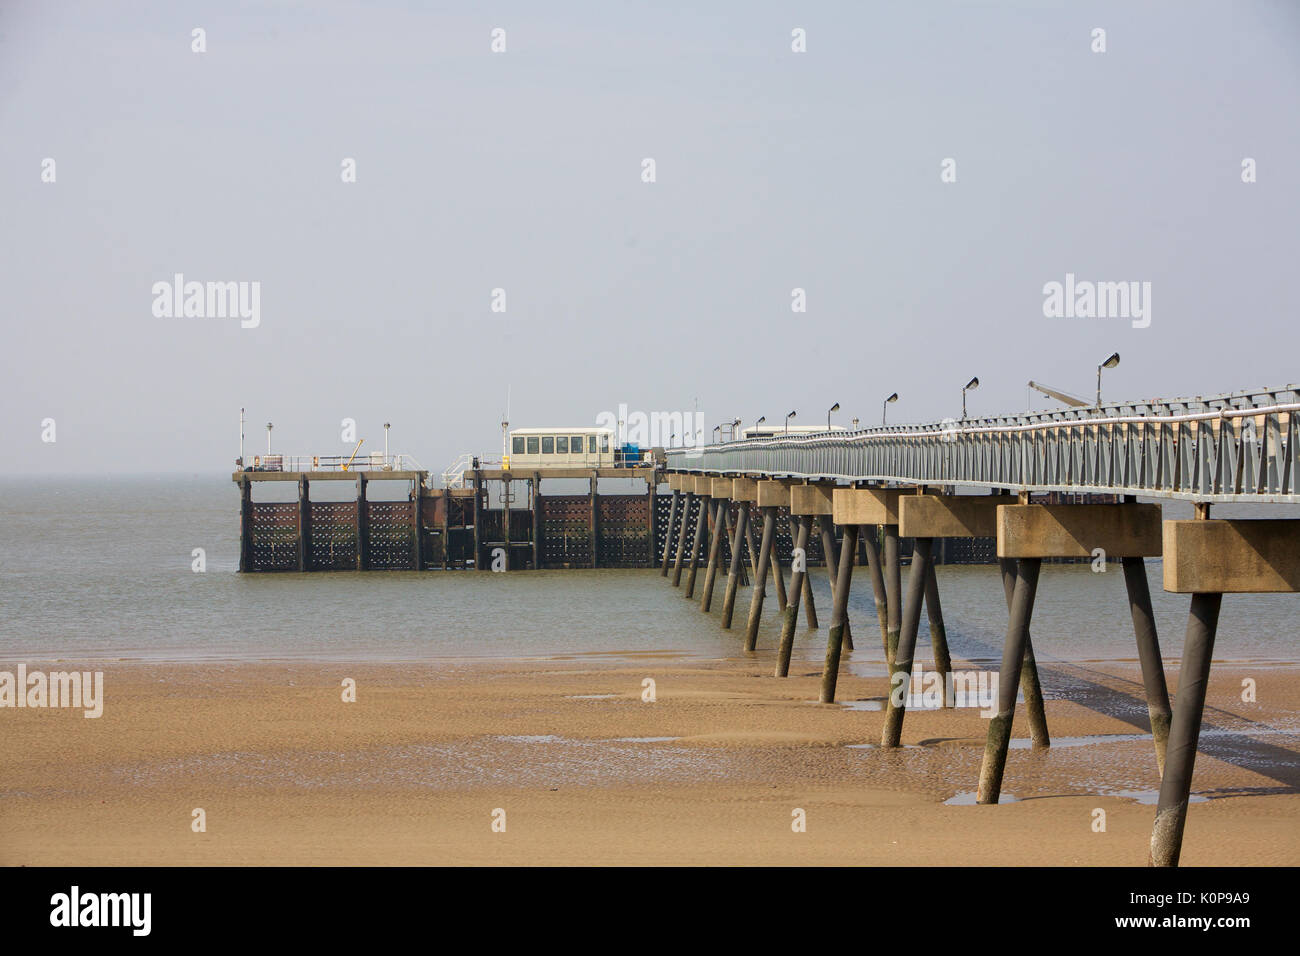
[4,1,1298,475]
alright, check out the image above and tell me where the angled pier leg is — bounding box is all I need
[744,505,777,650]
[740,507,756,588]
[998,558,1050,748]
[820,520,854,651]
[924,557,953,705]
[862,527,890,661]
[1149,592,1222,867]
[660,490,680,575]
[883,524,902,668]
[721,501,735,568]
[770,522,789,613]
[1123,556,1173,776]
[775,517,811,677]
[977,557,1042,804]
[818,526,858,703]
[791,517,819,628]
[700,497,728,612]
[882,536,934,746]
[671,493,693,586]
[684,496,711,599]
[721,502,750,628]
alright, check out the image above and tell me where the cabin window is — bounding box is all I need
[512,437,525,455]
[571,436,583,453]
[526,437,539,454]
[601,435,609,453]
[542,436,555,454]
[556,436,569,454]
[588,436,596,453]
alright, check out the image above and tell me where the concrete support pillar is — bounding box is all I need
[775,516,811,677]
[818,526,858,703]
[998,558,1050,748]
[409,479,422,571]
[502,476,512,572]
[532,475,542,570]
[820,519,854,652]
[790,517,818,628]
[671,493,694,586]
[741,510,757,588]
[881,537,934,747]
[296,476,311,572]
[743,506,777,650]
[1150,592,1222,867]
[699,498,727,612]
[356,474,370,571]
[588,474,599,569]
[471,469,482,571]
[238,476,252,573]
[977,557,1042,804]
[1123,556,1172,775]
[646,478,656,568]
[661,490,680,576]
[770,525,789,612]
[862,526,890,662]
[720,501,750,628]
[684,494,709,598]
[883,524,902,667]
[924,559,952,702]
[441,491,451,570]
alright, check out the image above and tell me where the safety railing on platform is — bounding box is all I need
[243,453,423,474]
[666,385,1300,503]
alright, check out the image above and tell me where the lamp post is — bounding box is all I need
[384,422,391,463]
[754,415,766,436]
[784,410,796,435]
[961,377,979,419]
[266,422,273,455]
[882,392,898,425]
[1097,352,1120,407]
[827,402,840,432]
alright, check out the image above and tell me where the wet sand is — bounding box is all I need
[2,655,1297,865]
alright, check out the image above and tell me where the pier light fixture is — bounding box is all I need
[882,392,899,426]
[785,410,796,434]
[713,424,723,443]
[754,415,766,436]
[266,422,273,455]
[1097,352,1120,407]
[961,377,979,419]
[384,422,391,462]
[851,417,860,429]
[827,402,840,432]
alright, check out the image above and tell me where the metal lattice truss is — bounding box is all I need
[667,386,1300,504]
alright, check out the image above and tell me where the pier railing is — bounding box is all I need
[246,453,422,474]
[666,386,1300,503]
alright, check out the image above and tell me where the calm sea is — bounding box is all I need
[1,476,1296,665]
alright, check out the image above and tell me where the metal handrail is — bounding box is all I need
[666,386,1300,503]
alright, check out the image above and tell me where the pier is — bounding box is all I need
[234,385,1300,867]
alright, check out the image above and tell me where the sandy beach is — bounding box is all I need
[2,653,1296,866]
